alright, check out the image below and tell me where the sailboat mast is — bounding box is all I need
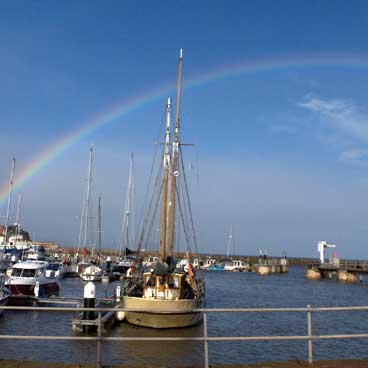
[124,153,134,254]
[167,49,183,257]
[4,158,15,245]
[226,224,233,258]
[15,193,21,237]
[97,194,102,258]
[83,147,93,252]
[160,97,172,262]
[15,193,21,225]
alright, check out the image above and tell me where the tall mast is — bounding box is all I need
[167,49,183,257]
[160,97,171,262]
[125,154,134,253]
[226,224,233,258]
[120,153,135,257]
[83,147,93,253]
[15,193,21,225]
[4,158,15,245]
[97,194,102,260]
[15,192,21,236]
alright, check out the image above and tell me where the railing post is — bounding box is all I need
[203,311,209,368]
[96,309,102,368]
[307,304,313,364]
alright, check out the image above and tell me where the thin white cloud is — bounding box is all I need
[298,96,368,165]
[298,97,368,142]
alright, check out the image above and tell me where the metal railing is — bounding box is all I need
[1,304,368,368]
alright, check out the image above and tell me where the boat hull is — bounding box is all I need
[123,296,202,329]
[8,282,59,297]
[0,296,8,317]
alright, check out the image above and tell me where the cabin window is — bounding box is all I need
[168,276,179,289]
[11,268,22,277]
[22,269,36,277]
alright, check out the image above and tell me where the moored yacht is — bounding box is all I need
[122,51,205,329]
[224,259,249,272]
[6,260,60,297]
[46,262,66,279]
[80,264,103,281]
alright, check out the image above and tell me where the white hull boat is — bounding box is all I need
[6,260,60,297]
[81,265,103,281]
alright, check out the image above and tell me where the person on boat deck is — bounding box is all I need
[182,277,194,299]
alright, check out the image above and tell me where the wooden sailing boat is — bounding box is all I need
[122,50,205,328]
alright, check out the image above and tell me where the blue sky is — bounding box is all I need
[1,1,368,258]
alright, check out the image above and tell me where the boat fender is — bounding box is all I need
[115,285,121,302]
[34,281,40,297]
[116,310,126,321]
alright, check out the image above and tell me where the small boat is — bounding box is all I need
[6,260,60,297]
[25,245,46,260]
[208,263,225,271]
[201,257,216,270]
[80,265,103,282]
[224,259,249,272]
[46,262,66,279]
[118,255,135,274]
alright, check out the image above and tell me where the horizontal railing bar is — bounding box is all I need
[312,306,368,311]
[1,334,368,342]
[0,335,100,340]
[3,306,368,312]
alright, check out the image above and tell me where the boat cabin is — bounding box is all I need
[143,272,190,300]
[10,261,48,278]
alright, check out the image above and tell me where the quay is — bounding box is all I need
[307,260,368,281]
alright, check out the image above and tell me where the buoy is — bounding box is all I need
[83,282,96,320]
[338,271,357,283]
[115,285,125,321]
[306,268,321,280]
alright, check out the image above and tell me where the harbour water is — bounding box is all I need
[1,266,368,366]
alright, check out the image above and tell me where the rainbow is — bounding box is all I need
[1,53,367,206]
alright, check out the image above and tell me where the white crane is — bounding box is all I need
[318,240,336,264]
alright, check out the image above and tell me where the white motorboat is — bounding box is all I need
[201,257,216,270]
[6,260,60,297]
[224,259,249,272]
[25,245,46,260]
[46,262,66,279]
[80,265,103,281]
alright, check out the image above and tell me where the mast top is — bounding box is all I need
[179,48,183,59]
